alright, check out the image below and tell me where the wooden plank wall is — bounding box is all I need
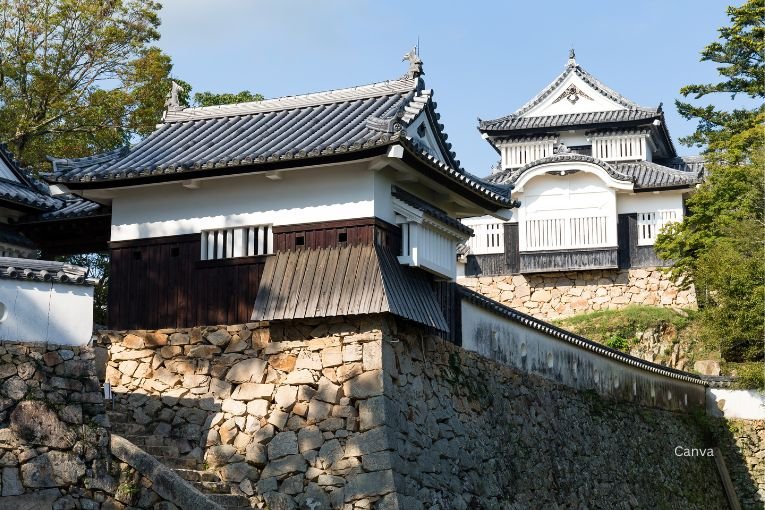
[109,218,402,330]
[463,223,519,277]
[617,213,669,269]
[519,248,618,273]
[109,234,266,329]
[433,280,462,346]
[273,218,400,252]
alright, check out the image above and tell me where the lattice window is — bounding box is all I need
[200,225,273,260]
[637,211,678,246]
[524,216,609,250]
[465,221,505,255]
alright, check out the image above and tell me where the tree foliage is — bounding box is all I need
[193,90,263,107]
[0,0,186,168]
[59,252,109,325]
[655,0,765,362]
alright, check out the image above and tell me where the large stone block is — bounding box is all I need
[268,431,299,459]
[343,370,383,399]
[21,451,85,487]
[343,426,391,458]
[226,358,267,383]
[259,454,307,480]
[343,470,396,502]
[231,383,274,400]
[2,466,23,496]
[297,425,324,453]
[10,400,75,448]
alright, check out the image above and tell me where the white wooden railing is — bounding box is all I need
[637,210,678,246]
[593,134,647,162]
[465,222,504,255]
[501,137,556,169]
[524,216,609,250]
[200,225,273,260]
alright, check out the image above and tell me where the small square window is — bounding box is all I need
[338,232,348,243]
[295,235,305,246]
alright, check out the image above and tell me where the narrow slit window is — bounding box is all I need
[200,225,273,260]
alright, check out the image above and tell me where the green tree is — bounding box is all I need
[0,0,189,168]
[656,0,765,362]
[59,252,109,325]
[193,90,264,107]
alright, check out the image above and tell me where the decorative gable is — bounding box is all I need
[520,68,627,118]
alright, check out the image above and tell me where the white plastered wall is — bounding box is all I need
[461,299,706,411]
[518,172,617,250]
[617,191,685,215]
[0,280,94,345]
[110,163,376,241]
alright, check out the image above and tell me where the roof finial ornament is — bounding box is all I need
[567,48,577,67]
[165,81,185,112]
[403,46,424,79]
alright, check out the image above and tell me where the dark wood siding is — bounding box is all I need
[505,222,520,274]
[463,223,519,277]
[434,281,462,346]
[464,254,506,277]
[109,218,402,330]
[251,245,448,332]
[617,213,670,269]
[519,247,618,273]
[109,234,267,330]
[273,218,400,252]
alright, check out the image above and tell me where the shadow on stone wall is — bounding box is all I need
[705,416,764,509]
[94,317,400,509]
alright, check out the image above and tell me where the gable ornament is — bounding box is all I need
[552,84,593,105]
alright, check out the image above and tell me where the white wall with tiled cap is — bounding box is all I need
[461,298,706,412]
[0,279,94,345]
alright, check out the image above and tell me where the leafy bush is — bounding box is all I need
[605,335,630,351]
[555,305,695,346]
[729,362,765,391]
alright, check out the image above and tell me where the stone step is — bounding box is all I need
[155,455,204,470]
[106,410,129,420]
[142,445,180,458]
[207,494,252,508]
[192,480,233,494]
[173,469,222,483]
[111,422,148,435]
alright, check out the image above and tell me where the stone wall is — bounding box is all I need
[97,317,402,509]
[712,419,765,508]
[460,267,696,320]
[384,322,731,509]
[97,316,765,509]
[0,341,179,509]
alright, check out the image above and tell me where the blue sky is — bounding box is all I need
[156,0,734,176]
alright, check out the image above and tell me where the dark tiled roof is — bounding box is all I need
[488,154,700,191]
[615,160,702,190]
[252,244,448,331]
[0,224,36,249]
[488,154,632,184]
[654,155,705,175]
[0,256,98,286]
[479,60,657,132]
[45,75,512,209]
[458,286,705,385]
[400,138,514,207]
[479,108,660,132]
[0,177,59,210]
[48,77,459,181]
[391,186,473,236]
[32,195,108,221]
